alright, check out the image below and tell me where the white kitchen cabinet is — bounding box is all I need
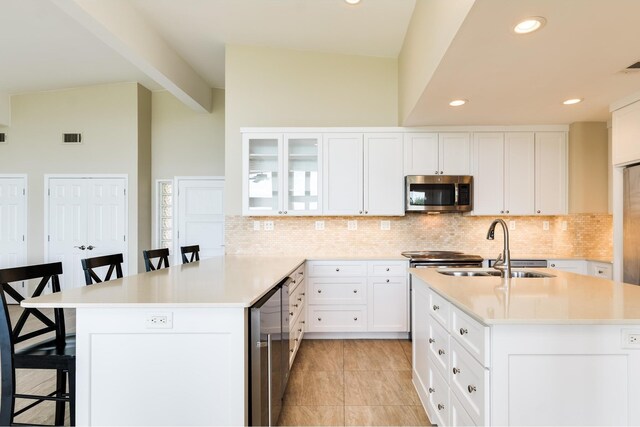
[548,259,588,275]
[588,261,613,279]
[242,133,322,216]
[404,132,470,176]
[471,132,534,216]
[306,259,409,335]
[323,133,404,216]
[535,132,568,215]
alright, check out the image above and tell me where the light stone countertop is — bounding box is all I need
[479,254,613,263]
[22,255,304,309]
[410,267,640,325]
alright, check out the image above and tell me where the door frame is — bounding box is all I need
[173,176,225,264]
[0,174,28,297]
[44,174,129,269]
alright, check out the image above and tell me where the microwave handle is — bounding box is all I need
[454,183,459,206]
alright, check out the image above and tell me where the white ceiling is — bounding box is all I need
[3,0,640,125]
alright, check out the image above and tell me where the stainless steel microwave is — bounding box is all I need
[405,175,473,213]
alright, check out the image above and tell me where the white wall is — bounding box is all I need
[0,82,147,273]
[0,92,10,126]
[224,45,398,215]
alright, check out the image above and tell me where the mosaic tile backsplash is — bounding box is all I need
[225,213,612,260]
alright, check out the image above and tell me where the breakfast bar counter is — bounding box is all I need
[22,255,304,426]
[410,267,640,426]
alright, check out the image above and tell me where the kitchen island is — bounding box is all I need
[22,255,304,426]
[410,267,640,426]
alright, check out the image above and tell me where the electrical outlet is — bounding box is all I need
[380,220,391,231]
[622,330,640,348]
[253,221,261,231]
[315,220,325,231]
[509,220,516,230]
[543,221,549,231]
[561,221,568,231]
[347,220,357,231]
[145,313,173,329]
[263,221,274,231]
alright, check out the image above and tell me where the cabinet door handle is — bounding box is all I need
[317,289,322,293]
[301,292,305,296]
[500,210,504,214]
[278,211,282,214]
[298,328,302,333]
[598,270,604,274]
[432,305,440,311]
[290,312,294,316]
[437,404,445,411]
[359,211,363,214]
[74,245,86,250]
[453,367,460,375]
[435,171,438,175]
[353,289,358,293]
[354,317,358,321]
[459,328,468,335]
[386,268,390,271]
[537,210,541,214]
[298,297,302,301]
[440,171,443,175]
[294,304,299,308]
[428,338,435,344]
[290,349,294,353]
[428,387,435,394]
[284,211,288,214]
[365,211,368,214]
[295,338,299,342]
[551,264,556,267]
[386,279,390,283]
[438,349,445,356]
[301,320,305,324]
[336,268,340,272]
[86,245,95,251]
[317,317,322,321]
[468,385,477,394]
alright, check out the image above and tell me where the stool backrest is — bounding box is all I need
[180,245,200,264]
[81,253,123,285]
[143,248,170,272]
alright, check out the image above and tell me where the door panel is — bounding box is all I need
[177,179,225,261]
[322,133,363,215]
[0,177,27,300]
[48,178,127,290]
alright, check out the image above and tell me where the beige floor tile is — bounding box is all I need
[345,405,432,426]
[399,339,412,365]
[344,370,421,406]
[278,405,345,426]
[294,339,344,372]
[344,340,411,371]
[284,370,345,406]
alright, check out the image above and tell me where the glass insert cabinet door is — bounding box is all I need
[244,134,283,215]
[284,134,321,215]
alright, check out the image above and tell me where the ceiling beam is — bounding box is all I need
[0,93,10,126]
[52,0,212,113]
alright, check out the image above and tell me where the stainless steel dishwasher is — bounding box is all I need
[249,276,292,426]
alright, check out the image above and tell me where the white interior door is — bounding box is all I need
[176,178,224,262]
[0,177,27,300]
[48,177,127,290]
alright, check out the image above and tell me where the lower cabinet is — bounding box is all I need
[306,259,409,334]
[288,263,306,367]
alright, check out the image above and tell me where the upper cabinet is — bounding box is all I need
[323,133,404,216]
[472,131,567,216]
[404,132,471,176]
[243,133,322,216]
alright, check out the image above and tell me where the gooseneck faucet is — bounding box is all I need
[486,219,512,278]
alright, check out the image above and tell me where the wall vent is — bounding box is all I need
[62,133,82,144]
[0,133,5,143]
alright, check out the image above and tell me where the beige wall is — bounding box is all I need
[569,122,608,213]
[225,45,398,215]
[151,88,225,181]
[0,83,144,273]
[398,0,475,125]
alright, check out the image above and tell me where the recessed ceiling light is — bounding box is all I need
[513,17,546,34]
[563,98,583,105]
[449,99,467,107]
[344,0,361,4]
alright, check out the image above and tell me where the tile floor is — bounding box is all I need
[279,339,432,426]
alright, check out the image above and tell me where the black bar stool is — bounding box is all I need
[81,253,124,285]
[142,248,170,272]
[180,245,200,264]
[0,262,76,426]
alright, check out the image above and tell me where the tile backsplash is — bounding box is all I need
[225,213,612,260]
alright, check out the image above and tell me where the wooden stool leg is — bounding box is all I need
[55,369,66,425]
[68,364,76,426]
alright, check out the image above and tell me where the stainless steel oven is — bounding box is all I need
[405,175,473,213]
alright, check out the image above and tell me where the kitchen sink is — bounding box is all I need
[438,269,555,278]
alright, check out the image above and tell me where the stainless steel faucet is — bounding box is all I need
[486,219,512,278]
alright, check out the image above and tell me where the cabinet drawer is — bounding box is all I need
[427,363,450,427]
[427,317,450,380]
[307,278,367,305]
[450,305,490,367]
[588,262,612,279]
[307,305,367,332]
[429,289,451,329]
[292,263,305,286]
[307,261,366,277]
[450,339,489,426]
[289,281,306,324]
[368,261,409,277]
[451,390,476,427]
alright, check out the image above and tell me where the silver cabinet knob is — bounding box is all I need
[290,349,294,353]
[354,317,358,321]
[353,289,358,293]
[294,304,299,308]
[440,171,443,175]
[290,312,294,316]
[453,367,460,375]
[359,211,363,214]
[298,297,302,301]
[336,268,340,272]
[438,349,445,356]
[365,211,368,214]
[428,387,435,394]
[295,338,299,342]
[437,404,445,411]
[386,268,390,271]
[317,289,322,293]
[317,317,322,321]
[551,264,556,267]
[432,305,439,311]
[86,245,95,250]
[459,328,468,335]
[301,320,305,324]
[506,210,510,214]
[435,171,438,175]
[428,338,435,344]
[278,211,282,214]
[301,292,305,296]
[284,211,288,214]
[385,279,390,283]
[500,210,504,214]
[468,385,477,393]
[298,328,302,333]
[598,270,604,274]
[537,210,541,214]
[74,245,86,250]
